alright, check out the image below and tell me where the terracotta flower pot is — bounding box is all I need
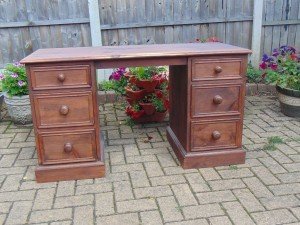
[125,87,147,100]
[132,110,167,123]
[139,102,155,115]
[135,79,158,92]
[126,97,136,106]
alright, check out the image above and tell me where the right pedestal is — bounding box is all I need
[168,55,248,169]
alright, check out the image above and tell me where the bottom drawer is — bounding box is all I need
[38,129,97,165]
[190,120,241,151]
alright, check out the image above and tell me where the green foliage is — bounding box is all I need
[265,59,300,90]
[124,118,135,127]
[129,66,166,80]
[151,96,165,112]
[1,63,28,96]
[262,136,285,151]
[246,64,262,83]
[100,76,128,95]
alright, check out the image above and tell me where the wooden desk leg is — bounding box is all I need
[167,63,246,169]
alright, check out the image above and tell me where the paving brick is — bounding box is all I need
[144,161,164,177]
[20,180,57,190]
[252,209,298,225]
[95,192,115,216]
[209,179,246,191]
[196,190,236,204]
[269,183,300,196]
[5,201,32,225]
[0,154,17,167]
[56,180,75,197]
[126,154,157,163]
[165,219,209,225]
[171,183,197,206]
[74,205,94,225]
[33,188,56,210]
[243,177,273,198]
[157,153,177,167]
[222,201,255,225]
[114,180,134,201]
[157,196,183,222]
[75,182,112,195]
[116,199,157,213]
[163,167,197,175]
[150,175,186,186]
[0,174,23,191]
[199,168,221,181]
[284,163,300,172]
[182,203,224,219]
[129,170,150,188]
[251,166,281,185]
[54,195,94,208]
[185,173,210,192]
[0,190,35,202]
[209,216,233,225]
[140,210,163,225]
[123,144,140,156]
[260,195,300,210]
[0,137,12,148]
[218,168,254,179]
[0,202,11,213]
[30,208,72,223]
[291,207,300,220]
[110,151,126,165]
[96,213,139,225]
[111,163,144,173]
[134,185,172,198]
[233,189,265,212]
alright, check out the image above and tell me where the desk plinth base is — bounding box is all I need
[166,126,245,169]
[35,161,105,183]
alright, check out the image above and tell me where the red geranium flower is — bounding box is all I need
[155,90,163,98]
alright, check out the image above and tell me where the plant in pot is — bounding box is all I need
[260,46,300,117]
[1,62,32,124]
[128,66,167,92]
[125,103,145,120]
[151,91,169,122]
[101,67,128,96]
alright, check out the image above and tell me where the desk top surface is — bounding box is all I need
[21,43,251,64]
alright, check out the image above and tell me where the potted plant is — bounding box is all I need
[260,46,300,117]
[139,94,156,115]
[125,104,145,120]
[128,67,166,92]
[1,62,32,124]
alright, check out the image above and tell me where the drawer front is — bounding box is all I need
[39,130,97,165]
[191,120,239,151]
[34,92,94,128]
[191,85,241,117]
[191,58,242,81]
[30,65,91,90]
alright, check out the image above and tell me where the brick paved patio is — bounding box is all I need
[0,95,299,225]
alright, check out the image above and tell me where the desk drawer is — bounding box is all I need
[34,91,94,128]
[191,84,241,117]
[39,129,97,165]
[191,120,239,151]
[30,65,91,90]
[191,58,242,81]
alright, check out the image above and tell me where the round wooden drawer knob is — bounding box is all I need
[64,143,73,153]
[59,105,69,115]
[213,95,223,104]
[212,131,221,140]
[57,73,66,82]
[214,66,222,73]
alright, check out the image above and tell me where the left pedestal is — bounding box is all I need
[26,62,105,183]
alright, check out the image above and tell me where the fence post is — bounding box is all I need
[88,0,102,46]
[251,0,264,68]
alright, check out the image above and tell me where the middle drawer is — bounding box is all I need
[33,91,94,128]
[191,84,242,117]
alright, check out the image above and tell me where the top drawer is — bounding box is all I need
[191,58,242,81]
[30,65,92,90]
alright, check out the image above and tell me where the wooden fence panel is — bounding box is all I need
[0,0,299,68]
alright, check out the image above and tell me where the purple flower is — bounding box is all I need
[0,73,4,80]
[17,80,25,87]
[10,73,18,78]
[13,61,23,67]
[109,68,126,81]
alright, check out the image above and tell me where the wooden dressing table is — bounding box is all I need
[21,43,251,183]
